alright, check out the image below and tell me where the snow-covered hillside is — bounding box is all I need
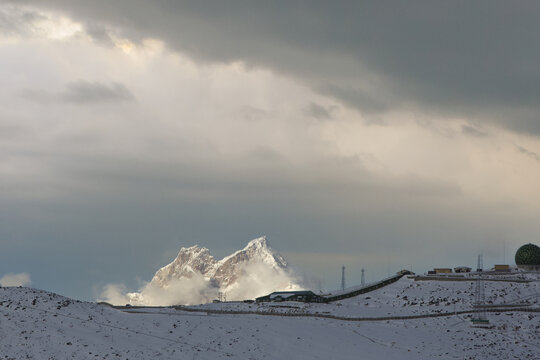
[1,274,538,359]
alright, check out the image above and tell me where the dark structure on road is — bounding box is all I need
[454,266,472,273]
[255,290,328,303]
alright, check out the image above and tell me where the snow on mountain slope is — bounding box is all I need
[2,275,539,360]
[0,286,421,360]
[151,245,217,287]
[120,236,302,306]
[212,236,290,291]
[151,236,288,288]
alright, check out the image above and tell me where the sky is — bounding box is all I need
[1,1,540,301]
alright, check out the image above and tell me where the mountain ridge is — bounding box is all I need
[128,236,301,304]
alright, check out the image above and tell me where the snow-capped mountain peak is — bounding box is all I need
[133,236,300,304]
[243,235,268,249]
[211,236,288,289]
[232,235,287,268]
[150,245,216,288]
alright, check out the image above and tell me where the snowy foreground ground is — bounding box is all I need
[0,276,538,359]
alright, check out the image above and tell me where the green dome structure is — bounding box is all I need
[515,243,540,270]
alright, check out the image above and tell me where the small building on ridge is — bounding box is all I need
[255,290,327,303]
[433,268,452,274]
[494,264,510,272]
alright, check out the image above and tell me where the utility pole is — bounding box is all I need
[361,268,365,287]
[341,266,346,291]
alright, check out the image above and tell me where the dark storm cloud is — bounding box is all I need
[316,83,390,115]
[18,89,55,103]
[516,145,540,162]
[461,124,487,138]
[7,0,540,133]
[0,4,44,36]
[239,106,272,122]
[304,102,337,121]
[61,81,135,104]
[20,81,135,104]
[84,23,115,47]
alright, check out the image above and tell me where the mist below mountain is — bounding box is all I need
[99,236,303,305]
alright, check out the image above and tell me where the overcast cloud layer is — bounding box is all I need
[1,2,540,301]
[8,0,540,134]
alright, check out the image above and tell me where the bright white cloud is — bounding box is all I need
[0,4,83,41]
[0,272,32,287]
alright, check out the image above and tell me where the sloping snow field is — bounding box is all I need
[0,275,538,359]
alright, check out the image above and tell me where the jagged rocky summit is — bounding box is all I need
[130,236,301,304]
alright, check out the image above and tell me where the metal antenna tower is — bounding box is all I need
[476,254,483,272]
[472,277,488,324]
[472,254,489,325]
[341,266,346,291]
[475,277,485,306]
[475,254,484,306]
[361,268,365,287]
